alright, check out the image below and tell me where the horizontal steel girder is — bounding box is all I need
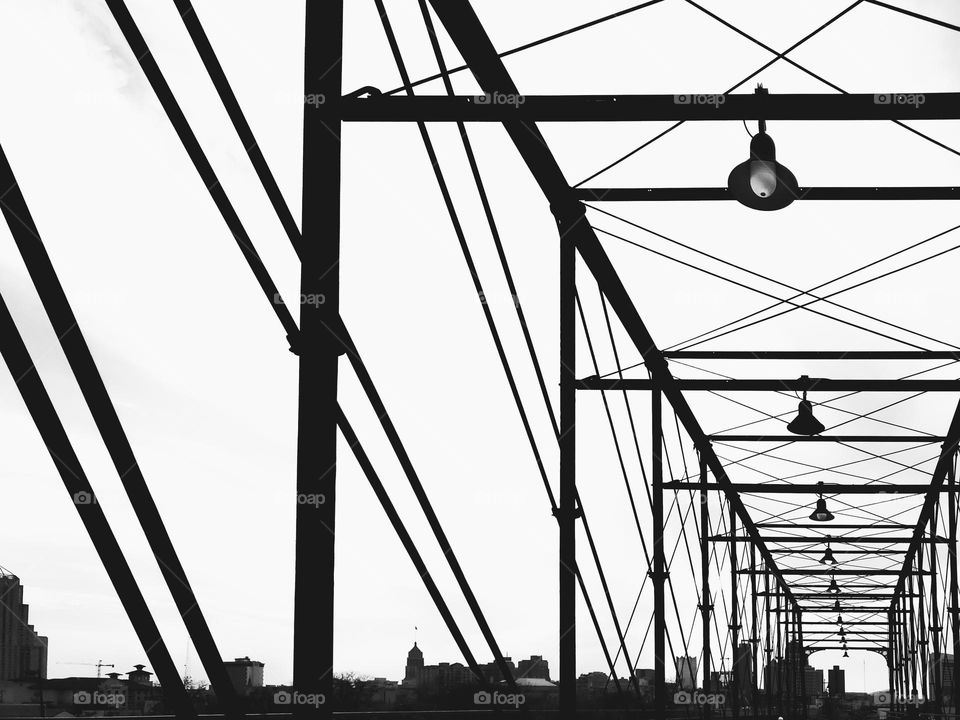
[773,608,889,613]
[578,377,960,392]
[769,595,908,600]
[576,187,960,201]
[787,587,914,593]
[711,535,948,543]
[711,435,944,443]
[764,587,916,600]
[769,550,904,555]
[336,92,960,121]
[663,351,960,360]
[678,483,957,494]
[758,523,913,530]
[740,569,930,576]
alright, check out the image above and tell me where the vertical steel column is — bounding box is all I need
[895,597,907,707]
[783,612,793,718]
[949,460,960,720]
[295,4,342,717]
[900,599,908,705]
[918,537,929,702]
[730,502,739,718]
[909,572,918,697]
[776,585,783,716]
[932,508,942,708]
[797,609,806,720]
[558,206,579,717]
[751,545,758,719]
[887,609,895,712]
[894,599,902,705]
[700,455,712,720]
[764,570,771,719]
[652,389,666,716]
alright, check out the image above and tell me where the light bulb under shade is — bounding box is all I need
[749,160,778,197]
[819,547,837,565]
[828,578,840,594]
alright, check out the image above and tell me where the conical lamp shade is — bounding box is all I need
[727,132,799,211]
[788,399,825,436]
[820,547,836,565]
[810,497,834,522]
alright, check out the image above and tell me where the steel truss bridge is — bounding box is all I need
[2,1,960,719]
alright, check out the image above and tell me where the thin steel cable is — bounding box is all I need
[592,224,933,350]
[588,204,959,351]
[574,1,863,186]
[386,0,668,96]
[668,223,960,352]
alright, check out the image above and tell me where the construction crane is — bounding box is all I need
[57,660,115,678]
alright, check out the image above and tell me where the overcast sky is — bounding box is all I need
[1,0,959,696]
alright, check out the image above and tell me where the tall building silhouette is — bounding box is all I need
[675,655,698,691]
[0,568,47,680]
[403,642,424,685]
[733,642,754,700]
[828,665,845,697]
[929,652,954,698]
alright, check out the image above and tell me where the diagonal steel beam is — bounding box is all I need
[427,0,798,620]
[0,141,242,719]
[890,401,960,606]
[336,407,487,685]
[0,292,195,719]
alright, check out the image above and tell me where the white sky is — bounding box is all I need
[0,0,959,696]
